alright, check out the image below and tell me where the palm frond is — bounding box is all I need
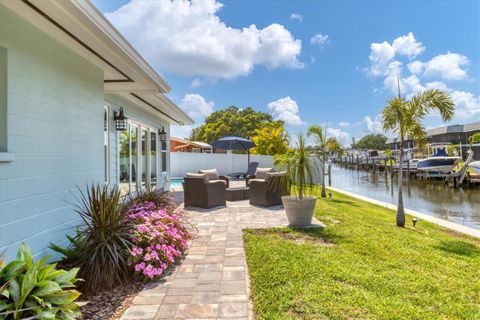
[409,89,455,121]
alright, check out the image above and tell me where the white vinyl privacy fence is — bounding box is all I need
[170,152,325,184]
[170,152,274,177]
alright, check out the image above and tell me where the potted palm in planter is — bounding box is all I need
[274,134,319,227]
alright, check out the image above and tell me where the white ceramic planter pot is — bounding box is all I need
[282,195,317,227]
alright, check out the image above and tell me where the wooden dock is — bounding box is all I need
[333,155,479,188]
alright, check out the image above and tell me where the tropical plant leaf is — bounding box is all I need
[9,279,20,305]
[32,281,61,297]
[0,244,80,319]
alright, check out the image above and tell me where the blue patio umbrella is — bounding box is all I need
[210,136,256,165]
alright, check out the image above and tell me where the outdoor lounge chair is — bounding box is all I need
[249,172,290,207]
[228,162,259,180]
[183,173,226,208]
[246,166,273,185]
[198,169,230,188]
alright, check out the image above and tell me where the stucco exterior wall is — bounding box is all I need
[0,4,104,259]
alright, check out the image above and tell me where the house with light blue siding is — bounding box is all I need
[0,0,193,260]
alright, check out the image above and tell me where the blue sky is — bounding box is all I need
[93,0,480,145]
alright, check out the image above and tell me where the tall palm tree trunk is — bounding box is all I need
[397,143,406,227]
[321,158,326,198]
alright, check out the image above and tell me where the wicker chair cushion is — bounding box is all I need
[248,178,266,183]
[209,179,227,185]
[186,172,209,183]
[255,167,273,180]
[265,171,287,179]
[199,169,219,180]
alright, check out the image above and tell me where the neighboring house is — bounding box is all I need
[170,137,213,153]
[0,1,192,260]
[387,122,480,158]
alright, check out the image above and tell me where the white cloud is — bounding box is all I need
[106,0,303,80]
[365,33,478,121]
[310,33,329,46]
[171,93,215,138]
[267,96,303,125]
[401,75,426,98]
[391,32,425,58]
[339,121,350,128]
[290,13,303,22]
[368,41,395,76]
[179,93,214,121]
[422,52,469,81]
[363,115,384,134]
[450,90,480,120]
[425,81,448,91]
[407,60,424,74]
[327,127,350,146]
[171,124,195,139]
[367,32,423,77]
[190,78,202,88]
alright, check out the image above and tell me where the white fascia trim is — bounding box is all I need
[156,94,194,125]
[70,0,171,93]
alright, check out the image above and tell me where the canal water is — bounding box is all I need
[330,165,480,229]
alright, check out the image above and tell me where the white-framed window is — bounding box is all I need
[117,119,160,195]
[104,106,109,184]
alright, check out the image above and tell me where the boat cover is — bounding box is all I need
[432,149,448,157]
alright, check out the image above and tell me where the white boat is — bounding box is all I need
[417,149,461,174]
[393,159,419,170]
[468,161,480,175]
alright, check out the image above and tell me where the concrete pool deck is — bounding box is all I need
[328,186,480,239]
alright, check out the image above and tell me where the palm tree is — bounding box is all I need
[307,125,328,198]
[382,87,454,227]
[468,133,480,148]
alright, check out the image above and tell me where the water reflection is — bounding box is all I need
[331,166,480,229]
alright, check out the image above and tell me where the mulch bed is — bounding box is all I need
[78,191,188,319]
[79,282,143,320]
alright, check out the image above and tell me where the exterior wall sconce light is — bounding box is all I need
[113,107,128,131]
[158,126,167,141]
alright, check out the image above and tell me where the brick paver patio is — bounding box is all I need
[121,197,322,320]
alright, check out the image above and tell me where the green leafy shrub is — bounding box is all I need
[73,184,133,294]
[48,229,85,268]
[0,243,81,320]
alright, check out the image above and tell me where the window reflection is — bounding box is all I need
[141,128,147,189]
[161,140,167,172]
[151,132,157,189]
[118,129,130,195]
[130,125,138,192]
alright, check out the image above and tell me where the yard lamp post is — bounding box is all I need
[113,107,128,131]
[158,126,167,141]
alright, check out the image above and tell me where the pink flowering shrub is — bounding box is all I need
[127,201,191,280]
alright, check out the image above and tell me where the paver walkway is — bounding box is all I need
[122,199,321,320]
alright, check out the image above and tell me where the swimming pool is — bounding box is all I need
[170,178,184,190]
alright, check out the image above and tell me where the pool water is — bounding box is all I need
[170,178,184,190]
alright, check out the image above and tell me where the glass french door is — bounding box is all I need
[150,132,157,189]
[118,123,159,195]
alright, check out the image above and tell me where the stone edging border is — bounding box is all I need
[327,187,480,239]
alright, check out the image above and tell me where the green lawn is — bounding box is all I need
[243,189,480,319]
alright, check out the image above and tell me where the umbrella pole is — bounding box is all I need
[248,150,250,167]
